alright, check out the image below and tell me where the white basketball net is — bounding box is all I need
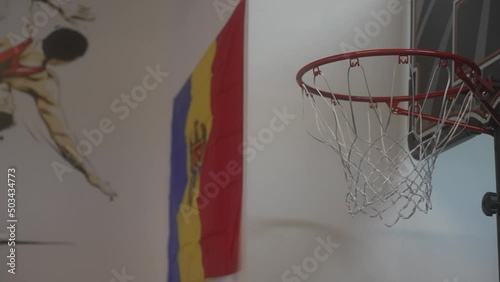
[301,59,478,226]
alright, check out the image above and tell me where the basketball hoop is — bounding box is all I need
[296,49,499,226]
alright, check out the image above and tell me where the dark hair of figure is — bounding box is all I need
[42,28,88,62]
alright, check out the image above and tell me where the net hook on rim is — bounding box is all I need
[398,55,409,64]
[350,58,360,67]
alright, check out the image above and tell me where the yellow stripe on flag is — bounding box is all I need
[177,41,216,282]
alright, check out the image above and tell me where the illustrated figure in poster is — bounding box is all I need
[0,1,116,200]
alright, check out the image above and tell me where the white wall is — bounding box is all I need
[244,0,497,282]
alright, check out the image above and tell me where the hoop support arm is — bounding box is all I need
[393,106,493,135]
[457,73,500,126]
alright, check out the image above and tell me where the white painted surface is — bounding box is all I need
[243,0,496,281]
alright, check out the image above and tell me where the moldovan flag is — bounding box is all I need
[168,1,245,282]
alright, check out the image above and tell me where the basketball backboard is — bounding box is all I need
[410,0,500,153]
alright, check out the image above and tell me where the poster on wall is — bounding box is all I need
[0,0,204,280]
[0,0,114,200]
[0,1,167,281]
[168,1,245,281]
[0,0,119,256]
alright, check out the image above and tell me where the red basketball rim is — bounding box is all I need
[296,48,482,104]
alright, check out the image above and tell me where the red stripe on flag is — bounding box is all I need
[198,0,245,278]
